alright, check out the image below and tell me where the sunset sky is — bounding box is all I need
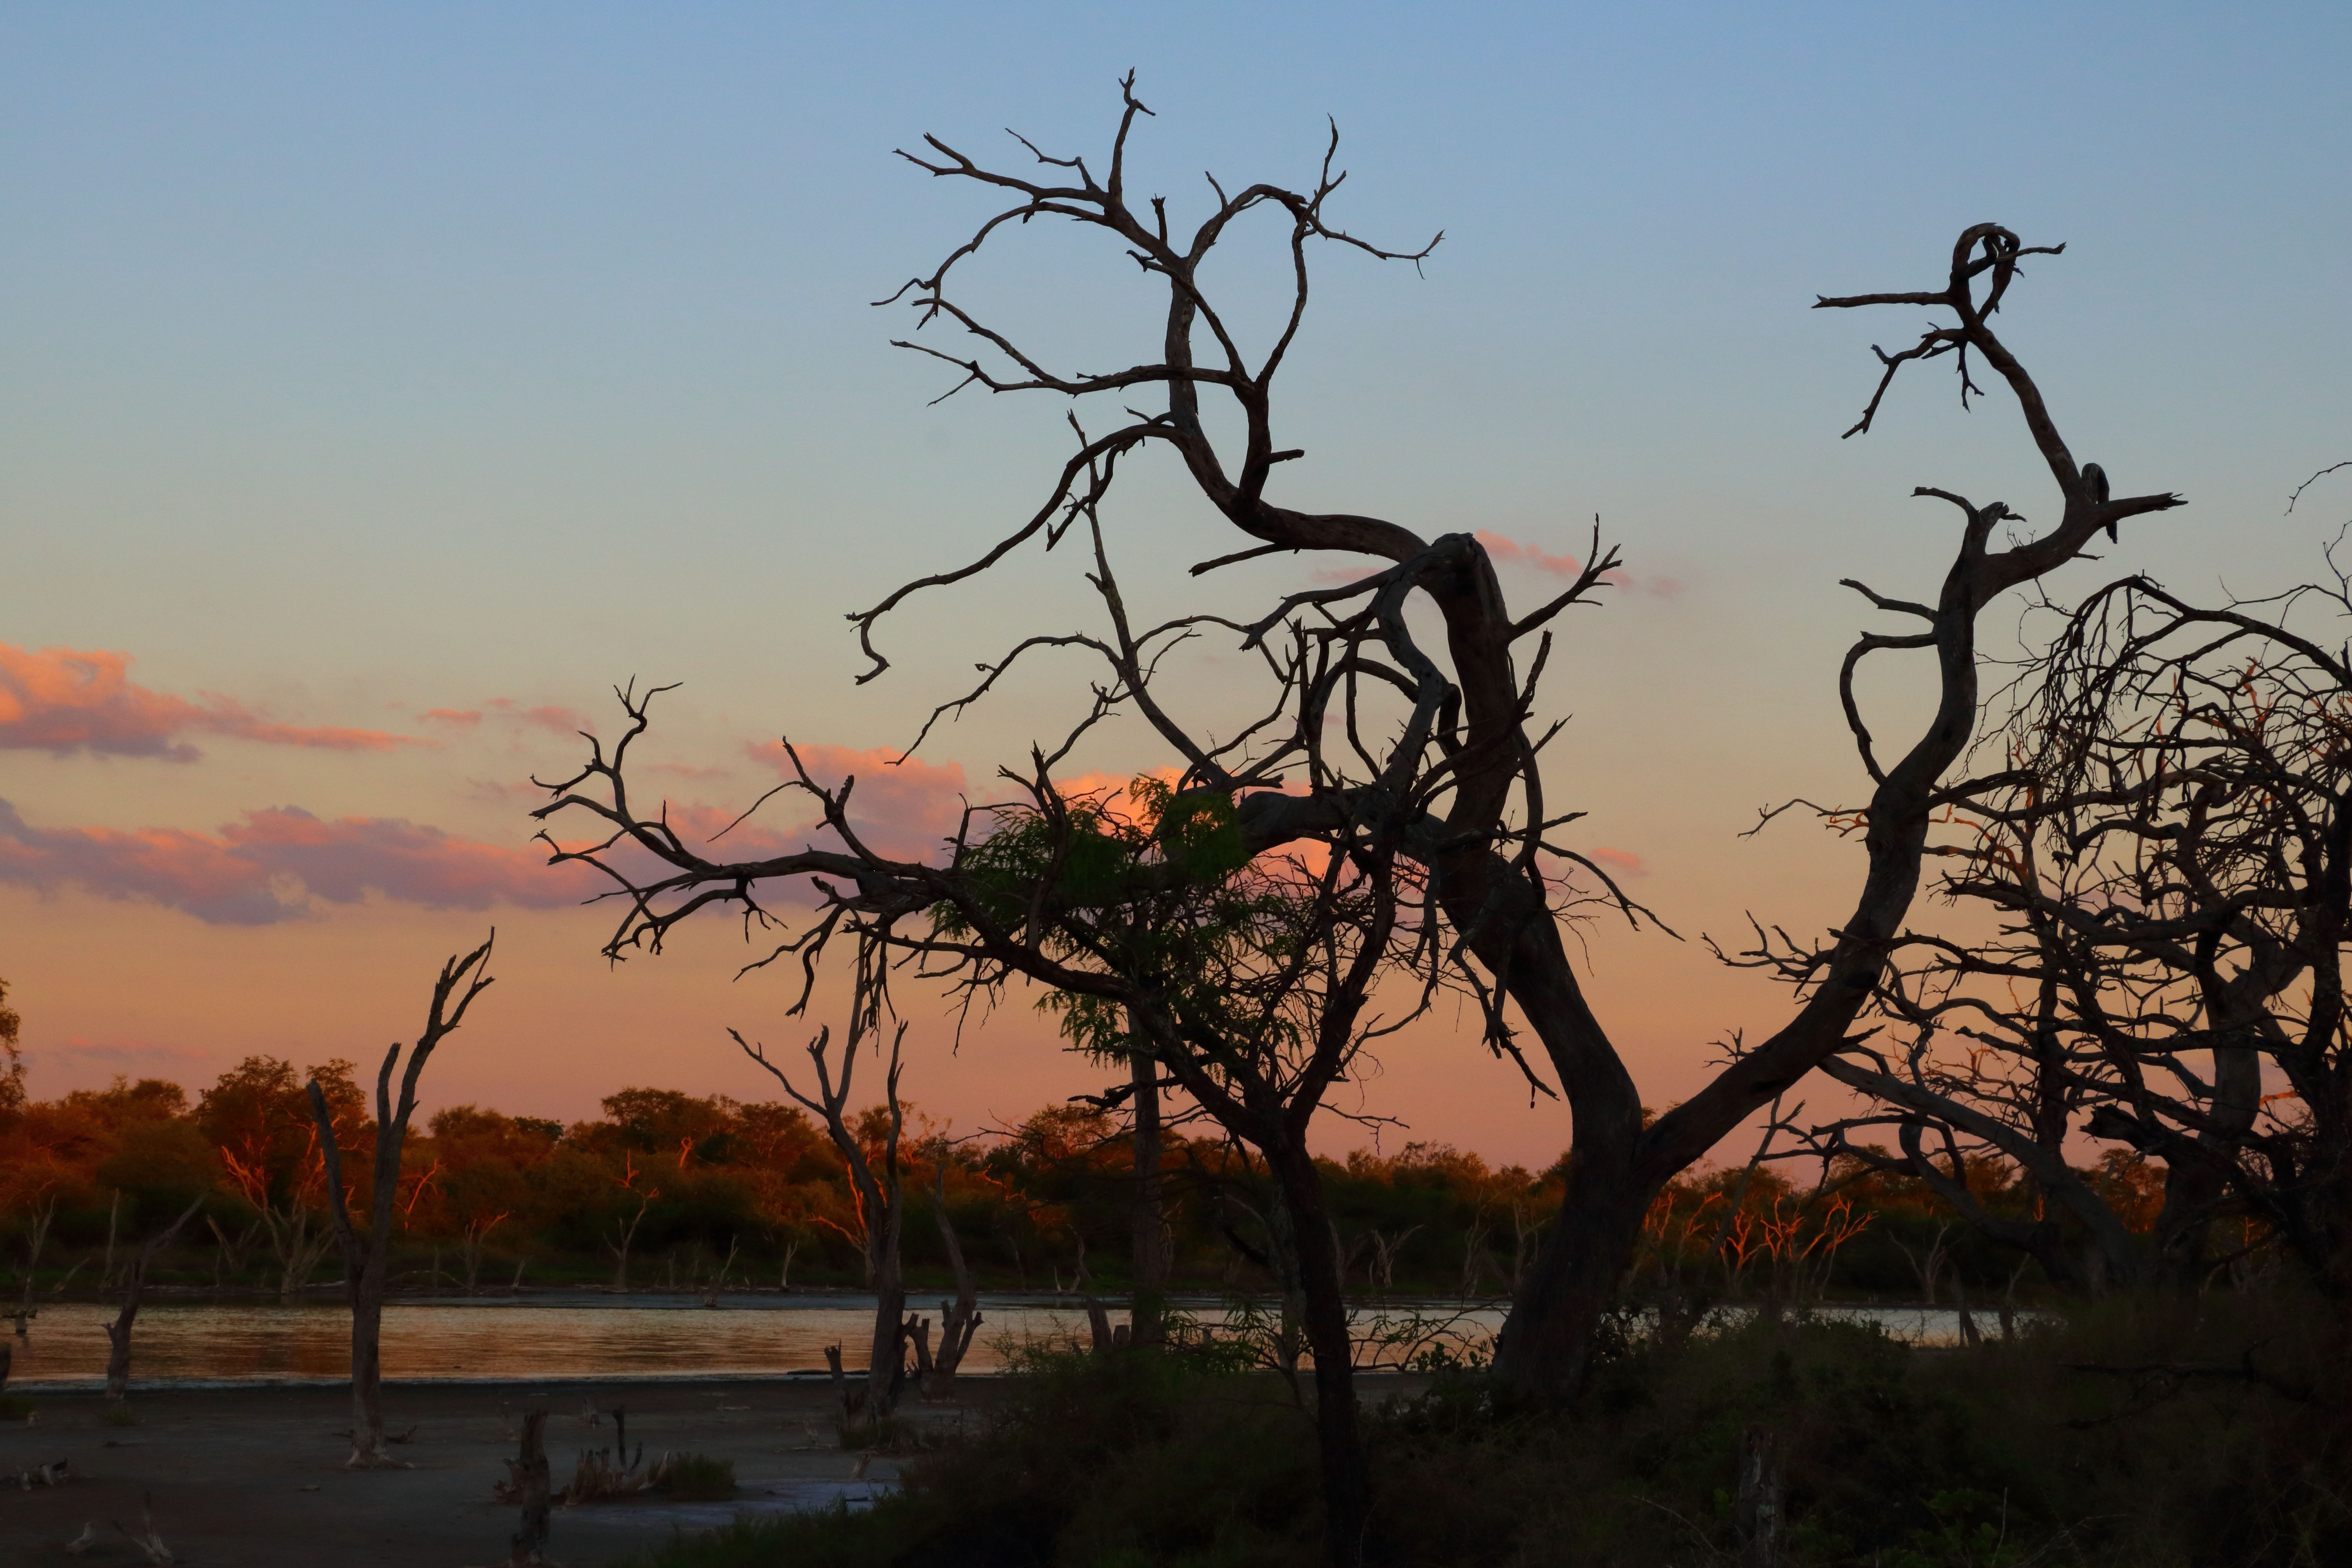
[4,4,2347,1166]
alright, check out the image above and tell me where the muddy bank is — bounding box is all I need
[0,1376,984,1566]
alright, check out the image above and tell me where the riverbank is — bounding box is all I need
[0,1376,974,1566]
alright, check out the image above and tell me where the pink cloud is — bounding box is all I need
[0,798,603,926]
[1474,530,1587,578]
[1584,846,1648,878]
[1304,535,1682,600]
[0,644,427,759]
[485,699,589,735]
[423,699,590,739]
[1474,532,1684,600]
[746,742,971,862]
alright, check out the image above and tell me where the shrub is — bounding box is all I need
[628,1292,2352,1568]
[658,1452,737,1501]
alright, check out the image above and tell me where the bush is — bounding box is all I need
[658,1452,737,1501]
[628,1293,2352,1568]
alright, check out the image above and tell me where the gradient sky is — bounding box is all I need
[4,4,2347,1166]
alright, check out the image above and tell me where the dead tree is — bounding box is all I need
[534,81,2182,1443]
[732,953,909,1419]
[13,1193,55,1336]
[220,1137,340,1299]
[505,1408,553,1566]
[603,1154,658,1292]
[307,935,495,1468]
[922,1158,982,1396]
[1783,539,2352,1294]
[102,1194,205,1403]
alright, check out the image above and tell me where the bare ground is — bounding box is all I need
[0,1377,986,1566]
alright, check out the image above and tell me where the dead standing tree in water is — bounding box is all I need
[307,935,495,1468]
[102,1193,206,1403]
[732,957,910,1421]
[915,1151,983,1397]
[537,84,2185,1524]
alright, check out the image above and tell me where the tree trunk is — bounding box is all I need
[506,1409,552,1566]
[1267,1144,1370,1568]
[866,1204,905,1416]
[348,1262,387,1459]
[1734,1425,1785,1568]
[1129,1039,1169,1347]
[1490,1151,1648,1407]
[927,1176,982,1395]
[102,1296,140,1402]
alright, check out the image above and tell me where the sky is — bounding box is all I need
[3,3,2347,1167]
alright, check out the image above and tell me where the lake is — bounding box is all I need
[0,1293,1998,1389]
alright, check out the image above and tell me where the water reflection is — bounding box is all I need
[3,1294,1988,1388]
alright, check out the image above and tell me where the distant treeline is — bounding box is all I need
[0,1058,2194,1303]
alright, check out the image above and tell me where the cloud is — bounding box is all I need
[424,699,590,740]
[1473,531,1684,600]
[1583,846,1648,878]
[746,742,971,862]
[1474,530,1587,578]
[0,644,425,760]
[1304,535,1683,600]
[0,798,603,926]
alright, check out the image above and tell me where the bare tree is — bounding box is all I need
[12,1192,55,1337]
[220,1131,343,1300]
[732,949,910,1419]
[307,935,495,1468]
[603,1154,658,1292]
[919,1155,983,1396]
[1784,529,2352,1295]
[102,1194,206,1403]
[535,82,2183,1446]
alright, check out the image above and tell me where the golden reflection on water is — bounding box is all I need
[4,1299,1969,1387]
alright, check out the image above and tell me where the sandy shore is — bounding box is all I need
[0,1376,981,1566]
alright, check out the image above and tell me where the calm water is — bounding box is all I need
[1,1294,1988,1389]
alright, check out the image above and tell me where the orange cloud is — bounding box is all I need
[0,644,426,759]
[0,798,601,926]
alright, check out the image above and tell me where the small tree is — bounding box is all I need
[307,935,495,1468]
